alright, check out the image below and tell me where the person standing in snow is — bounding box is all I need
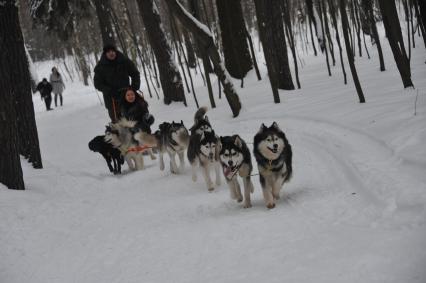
[49,67,65,107]
[120,88,154,133]
[36,78,53,111]
[94,44,140,122]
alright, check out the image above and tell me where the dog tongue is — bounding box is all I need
[223,167,232,177]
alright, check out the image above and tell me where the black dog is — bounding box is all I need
[88,135,124,174]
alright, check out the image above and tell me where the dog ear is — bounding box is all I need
[271,122,281,131]
[258,123,267,134]
[181,120,184,125]
[234,135,243,149]
[205,115,209,123]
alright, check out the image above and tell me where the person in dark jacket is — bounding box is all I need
[36,78,53,111]
[120,88,154,133]
[94,44,140,122]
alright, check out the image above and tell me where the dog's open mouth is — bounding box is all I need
[268,147,278,154]
[223,165,238,178]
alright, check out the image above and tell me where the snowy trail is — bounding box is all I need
[2,42,426,282]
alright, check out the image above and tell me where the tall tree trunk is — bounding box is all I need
[328,0,348,84]
[137,0,185,104]
[361,0,386,71]
[16,42,43,169]
[340,0,366,103]
[165,0,241,117]
[216,0,253,79]
[188,0,216,108]
[93,0,116,46]
[0,0,26,190]
[254,0,295,103]
[183,29,197,68]
[283,0,301,88]
[378,0,414,88]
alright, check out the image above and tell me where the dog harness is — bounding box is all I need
[126,144,154,153]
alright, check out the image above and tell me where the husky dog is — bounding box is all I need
[187,107,221,191]
[105,118,157,171]
[154,121,190,174]
[88,135,124,174]
[189,106,213,135]
[219,135,254,208]
[187,130,221,191]
[253,122,293,209]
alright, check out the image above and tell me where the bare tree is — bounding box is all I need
[216,0,253,79]
[0,0,28,190]
[136,0,186,104]
[361,0,385,71]
[340,0,366,103]
[254,0,295,103]
[165,0,242,117]
[93,0,116,46]
[378,0,414,88]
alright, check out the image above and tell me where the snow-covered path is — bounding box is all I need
[1,42,426,282]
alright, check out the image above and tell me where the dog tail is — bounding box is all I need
[194,106,208,124]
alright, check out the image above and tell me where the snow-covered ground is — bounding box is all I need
[1,36,426,282]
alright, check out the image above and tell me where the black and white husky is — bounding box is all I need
[155,121,190,174]
[187,107,221,191]
[219,135,254,208]
[253,122,293,209]
[105,118,157,171]
[189,106,213,135]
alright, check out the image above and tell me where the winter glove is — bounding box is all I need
[144,113,154,126]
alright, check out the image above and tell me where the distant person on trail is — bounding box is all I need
[120,88,154,134]
[94,44,140,122]
[49,67,65,107]
[36,78,53,111]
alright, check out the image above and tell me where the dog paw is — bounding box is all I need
[208,187,215,192]
[237,197,243,203]
[150,155,157,160]
[266,203,276,209]
[243,202,252,208]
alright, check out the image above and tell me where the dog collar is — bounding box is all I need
[266,158,284,171]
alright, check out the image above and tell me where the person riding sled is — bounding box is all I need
[120,88,155,134]
[94,44,140,122]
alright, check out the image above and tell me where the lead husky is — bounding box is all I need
[105,118,156,171]
[155,121,190,174]
[219,135,254,208]
[253,122,293,209]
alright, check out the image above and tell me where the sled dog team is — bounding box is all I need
[89,107,292,209]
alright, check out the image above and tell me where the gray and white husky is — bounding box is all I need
[105,118,157,171]
[219,135,254,208]
[253,122,293,209]
[187,107,221,191]
[155,121,189,174]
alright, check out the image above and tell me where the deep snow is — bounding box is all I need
[1,34,426,283]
